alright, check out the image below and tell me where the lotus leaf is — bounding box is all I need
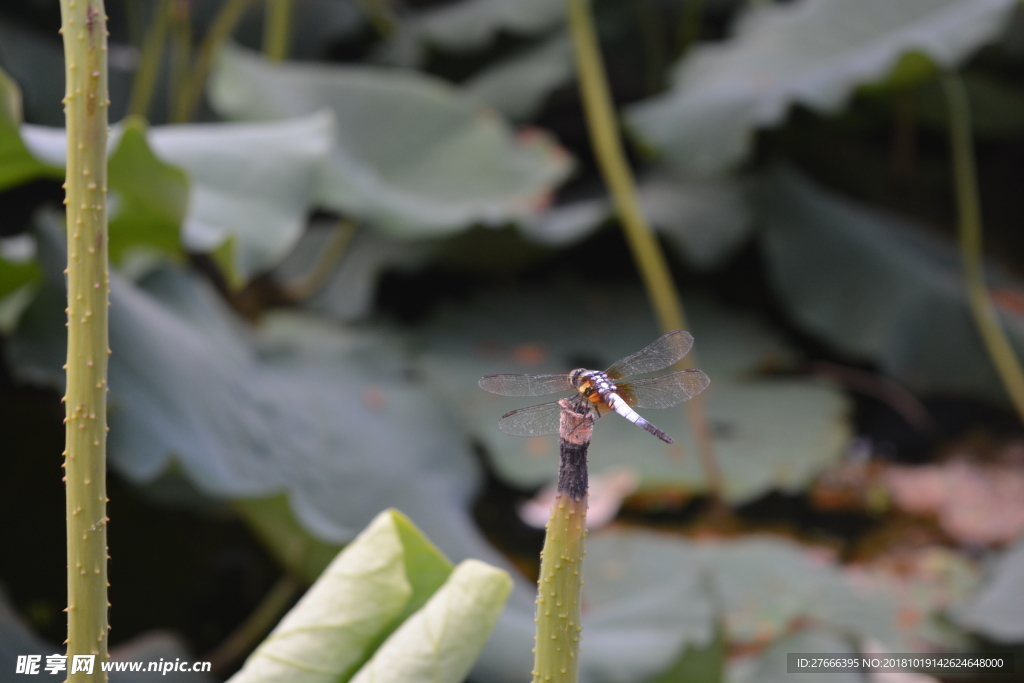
[759,166,1024,405]
[628,0,1018,175]
[17,113,333,278]
[208,45,572,237]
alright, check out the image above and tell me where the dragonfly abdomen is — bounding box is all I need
[603,389,674,444]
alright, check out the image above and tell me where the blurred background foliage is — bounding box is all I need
[2,0,1024,681]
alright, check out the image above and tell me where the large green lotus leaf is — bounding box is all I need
[464,32,575,122]
[207,45,572,237]
[230,509,455,683]
[18,113,334,278]
[759,166,1024,405]
[955,538,1024,643]
[107,118,191,264]
[417,283,849,504]
[478,530,942,683]
[6,217,487,562]
[627,0,1018,176]
[475,514,941,682]
[350,560,512,683]
[588,530,951,656]
[575,533,716,683]
[147,112,334,277]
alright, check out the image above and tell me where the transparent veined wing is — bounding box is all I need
[497,397,604,437]
[478,373,572,397]
[604,330,694,379]
[496,401,564,437]
[616,369,710,409]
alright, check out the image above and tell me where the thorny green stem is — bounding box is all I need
[943,73,1024,424]
[173,0,255,123]
[127,0,170,118]
[59,0,111,680]
[532,399,591,683]
[262,0,292,61]
[564,0,723,501]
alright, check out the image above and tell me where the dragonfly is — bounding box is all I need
[478,330,710,444]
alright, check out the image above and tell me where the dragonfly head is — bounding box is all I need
[568,368,592,393]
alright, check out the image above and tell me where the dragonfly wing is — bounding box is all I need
[616,369,710,409]
[604,330,694,379]
[496,401,564,437]
[478,373,572,397]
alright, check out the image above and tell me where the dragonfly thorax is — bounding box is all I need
[569,368,617,401]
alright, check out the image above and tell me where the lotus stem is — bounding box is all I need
[262,0,292,61]
[58,0,111,679]
[173,0,255,123]
[943,73,1024,424]
[564,0,723,501]
[167,0,191,123]
[281,220,358,301]
[127,0,170,118]
[532,399,592,683]
[205,574,302,673]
